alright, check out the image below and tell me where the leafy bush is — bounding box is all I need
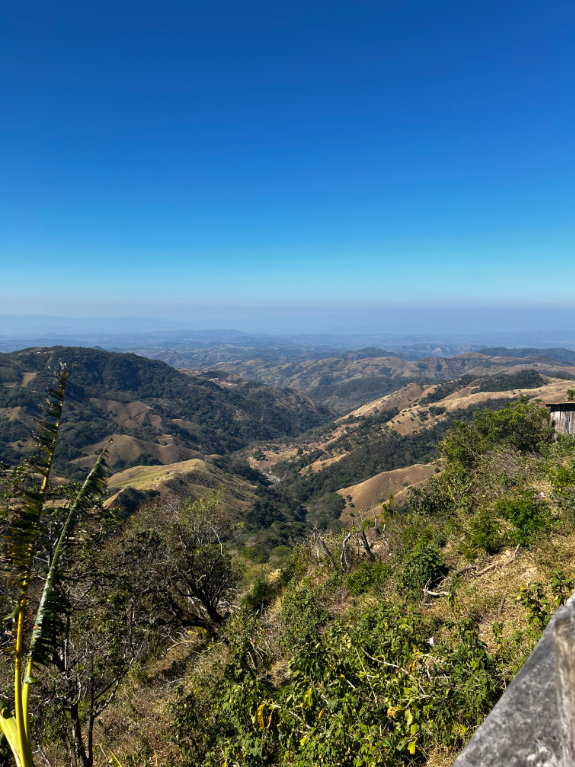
[466,509,501,554]
[171,600,508,766]
[440,398,553,470]
[346,562,391,595]
[473,398,554,455]
[281,587,327,652]
[268,544,292,565]
[496,493,550,545]
[547,463,575,492]
[408,483,453,516]
[398,544,447,598]
[239,543,269,563]
[242,579,271,611]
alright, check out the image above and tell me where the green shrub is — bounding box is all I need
[239,543,269,563]
[408,483,453,516]
[548,464,575,491]
[398,544,447,598]
[322,570,344,592]
[241,579,271,611]
[440,398,554,470]
[269,544,292,565]
[346,562,391,595]
[497,493,550,545]
[281,587,327,651]
[467,509,501,554]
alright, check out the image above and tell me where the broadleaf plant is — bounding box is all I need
[0,365,109,767]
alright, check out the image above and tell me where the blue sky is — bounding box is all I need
[1,0,574,329]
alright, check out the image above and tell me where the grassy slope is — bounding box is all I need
[337,463,438,519]
[104,372,574,534]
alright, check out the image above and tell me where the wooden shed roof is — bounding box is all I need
[546,402,575,411]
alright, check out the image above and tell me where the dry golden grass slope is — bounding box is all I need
[230,376,575,499]
[106,457,258,512]
[338,463,438,519]
[244,373,572,477]
[104,375,575,527]
[348,375,575,438]
[329,376,574,519]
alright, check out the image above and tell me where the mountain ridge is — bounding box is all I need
[0,346,331,479]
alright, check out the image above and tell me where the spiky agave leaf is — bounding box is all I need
[2,365,68,604]
[28,366,67,481]
[27,446,109,668]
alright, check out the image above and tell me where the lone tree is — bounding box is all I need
[134,493,240,637]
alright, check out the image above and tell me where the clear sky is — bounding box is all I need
[1,0,574,330]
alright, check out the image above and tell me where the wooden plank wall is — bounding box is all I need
[551,409,575,435]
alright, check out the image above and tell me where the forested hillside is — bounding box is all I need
[0,347,330,479]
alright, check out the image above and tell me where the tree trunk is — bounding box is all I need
[70,703,91,767]
[340,532,352,572]
[360,529,376,561]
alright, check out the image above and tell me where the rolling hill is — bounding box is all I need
[106,454,310,564]
[0,346,331,479]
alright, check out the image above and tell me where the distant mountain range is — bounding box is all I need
[4,342,574,564]
[178,348,575,414]
[477,347,575,362]
[3,324,575,361]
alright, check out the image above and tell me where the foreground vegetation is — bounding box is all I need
[2,365,575,765]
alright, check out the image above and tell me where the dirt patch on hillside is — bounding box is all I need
[0,406,29,423]
[303,452,348,475]
[247,447,298,473]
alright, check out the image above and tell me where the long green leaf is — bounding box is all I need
[4,367,68,588]
[27,446,109,668]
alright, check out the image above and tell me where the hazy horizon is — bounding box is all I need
[3,306,575,348]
